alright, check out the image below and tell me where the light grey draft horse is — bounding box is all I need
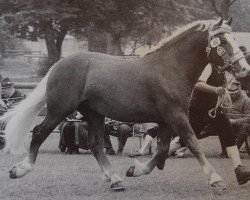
[1,19,250,191]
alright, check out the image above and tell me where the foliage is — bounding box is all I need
[230,0,250,32]
[3,0,78,41]
[1,0,250,60]
[1,0,80,73]
[71,0,191,55]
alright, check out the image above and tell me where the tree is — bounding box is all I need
[229,0,250,32]
[3,0,79,72]
[71,0,187,55]
[206,0,250,32]
[208,0,237,19]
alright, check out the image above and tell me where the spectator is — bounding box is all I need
[0,75,8,150]
[104,119,140,155]
[58,112,89,154]
[132,123,158,156]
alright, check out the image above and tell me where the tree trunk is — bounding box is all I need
[38,21,68,76]
[87,31,107,53]
[56,23,68,58]
[45,24,60,66]
[44,21,68,66]
[107,33,123,56]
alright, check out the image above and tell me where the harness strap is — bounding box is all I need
[218,50,245,73]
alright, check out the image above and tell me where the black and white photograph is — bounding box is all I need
[0,0,250,199]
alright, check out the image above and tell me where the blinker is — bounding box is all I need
[217,47,226,56]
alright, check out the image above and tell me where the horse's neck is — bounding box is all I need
[158,29,209,90]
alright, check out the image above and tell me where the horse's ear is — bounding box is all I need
[225,18,233,26]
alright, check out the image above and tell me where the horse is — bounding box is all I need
[1,18,250,192]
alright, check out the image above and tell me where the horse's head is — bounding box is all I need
[206,18,250,92]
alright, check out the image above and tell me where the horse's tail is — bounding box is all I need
[0,69,52,154]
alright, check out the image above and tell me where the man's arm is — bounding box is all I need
[195,64,225,95]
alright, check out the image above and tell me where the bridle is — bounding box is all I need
[206,24,245,74]
[206,22,245,118]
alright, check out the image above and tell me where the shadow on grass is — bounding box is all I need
[39,149,92,155]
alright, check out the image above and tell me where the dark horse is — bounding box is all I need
[1,19,250,191]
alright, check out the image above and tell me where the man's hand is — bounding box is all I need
[216,86,225,95]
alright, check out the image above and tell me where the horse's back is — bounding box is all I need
[45,51,160,122]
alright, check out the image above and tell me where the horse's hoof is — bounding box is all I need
[9,167,18,179]
[211,181,227,195]
[110,181,126,191]
[156,160,165,170]
[126,166,135,177]
[9,162,34,179]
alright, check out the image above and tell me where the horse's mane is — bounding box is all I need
[144,20,217,56]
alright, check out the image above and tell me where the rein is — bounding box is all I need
[208,71,237,118]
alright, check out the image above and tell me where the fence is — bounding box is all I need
[5,50,46,64]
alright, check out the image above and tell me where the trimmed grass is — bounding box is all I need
[0,134,249,200]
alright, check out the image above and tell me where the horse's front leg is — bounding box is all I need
[126,123,172,177]
[87,111,125,191]
[171,113,227,191]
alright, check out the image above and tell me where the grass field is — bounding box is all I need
[0,134,250,200]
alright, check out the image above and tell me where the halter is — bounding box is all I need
[206,23,243,118]
[206,24,245,74]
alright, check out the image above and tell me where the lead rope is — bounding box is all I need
[208,88,232,118]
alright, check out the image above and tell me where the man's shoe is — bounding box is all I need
[235,165,250,185]
[219,152,229,159]
[239,147,248,153]
[106,148,115,155]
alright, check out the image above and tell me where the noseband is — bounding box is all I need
[206,24,245,74]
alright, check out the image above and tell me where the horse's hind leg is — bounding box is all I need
[170,114,227,190]
[86,111,125,190]
[9,115,63,179]
[126,123,172,177]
